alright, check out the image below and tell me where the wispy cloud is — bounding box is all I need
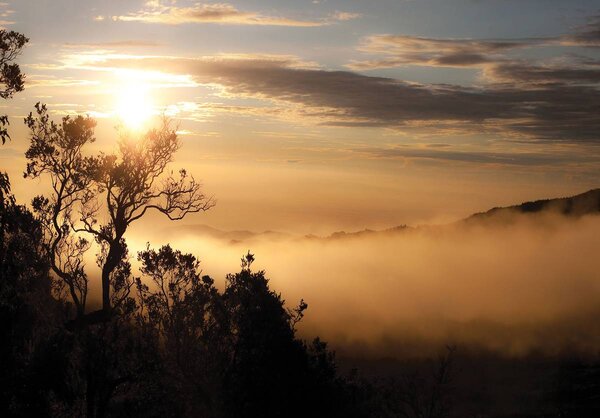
[350,16,600,71]
[25,75,100,88]
[63,40,162,49]
[354,146,600,167]
[349,35,535,70]
[339,17,600,143]
[483,61,600,85]
[562,14,600,46]
[330,11,361,22]
[111,2,359,27]
[0,1,14,27]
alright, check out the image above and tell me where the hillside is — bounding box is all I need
[165,189,600,244]
[465,188,600,222]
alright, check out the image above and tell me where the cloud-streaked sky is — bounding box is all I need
[3,0,600,233]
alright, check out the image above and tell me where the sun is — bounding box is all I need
[114,79,155,130]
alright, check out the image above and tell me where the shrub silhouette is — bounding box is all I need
[132,248,362,418]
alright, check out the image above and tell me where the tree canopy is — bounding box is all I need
[24,104,214,318]
[0,30,28,145]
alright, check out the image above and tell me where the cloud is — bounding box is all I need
[563,15,600,46]
[330,11,361,22]
[113,2,358,27]
[63,40,162,49]
[336,16,600,143]
[350,15,600,71]
[25,75,99,88]
[354,146,600,167]
[84,53,600,143]
[347,15,600,95]
[0,2,14,26]
[349,35,533,70]
[485,61,600,85]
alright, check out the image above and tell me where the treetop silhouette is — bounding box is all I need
[0,30,28,145]
[24,104,215,318]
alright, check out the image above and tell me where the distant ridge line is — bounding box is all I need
[167,189,600,242]
[465,188,600,221]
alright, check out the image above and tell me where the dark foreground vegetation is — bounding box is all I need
[1,29,599,418]
[3,176,600,418]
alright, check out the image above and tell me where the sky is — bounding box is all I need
[2,0,600,234]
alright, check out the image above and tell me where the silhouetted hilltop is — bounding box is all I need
[167,189,600,243]
[465,188,600,223]
[314,189,600,240]
[317,189,600,239]
[305,225,410,241]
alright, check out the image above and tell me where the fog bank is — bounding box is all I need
[127,213,600,357]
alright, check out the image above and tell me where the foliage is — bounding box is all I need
[0,30,28,144]
[0,178,61,417]
[133,248,358,418]
[25,103,98,316]
[24,105,214,317]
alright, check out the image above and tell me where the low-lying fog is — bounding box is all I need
[117,212,600,357]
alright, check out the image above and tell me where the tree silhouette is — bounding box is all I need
[221,253,331,418]
[85,124,214,315]
[0,180,60,417]
[0,30,28,145]
[136,245,229,417]
[133,249,363,418]
[0,29,28,206]
[24,104,97,317]
[24,107,215,318]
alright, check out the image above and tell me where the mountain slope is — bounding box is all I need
[165,189,600,243]
[465,188,600,222]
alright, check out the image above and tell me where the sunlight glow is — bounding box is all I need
[114,75,155,130]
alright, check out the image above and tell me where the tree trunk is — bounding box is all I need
[101,262,111,314]
[101,238,122,314]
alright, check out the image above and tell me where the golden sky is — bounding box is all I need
[2,0,600,234]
